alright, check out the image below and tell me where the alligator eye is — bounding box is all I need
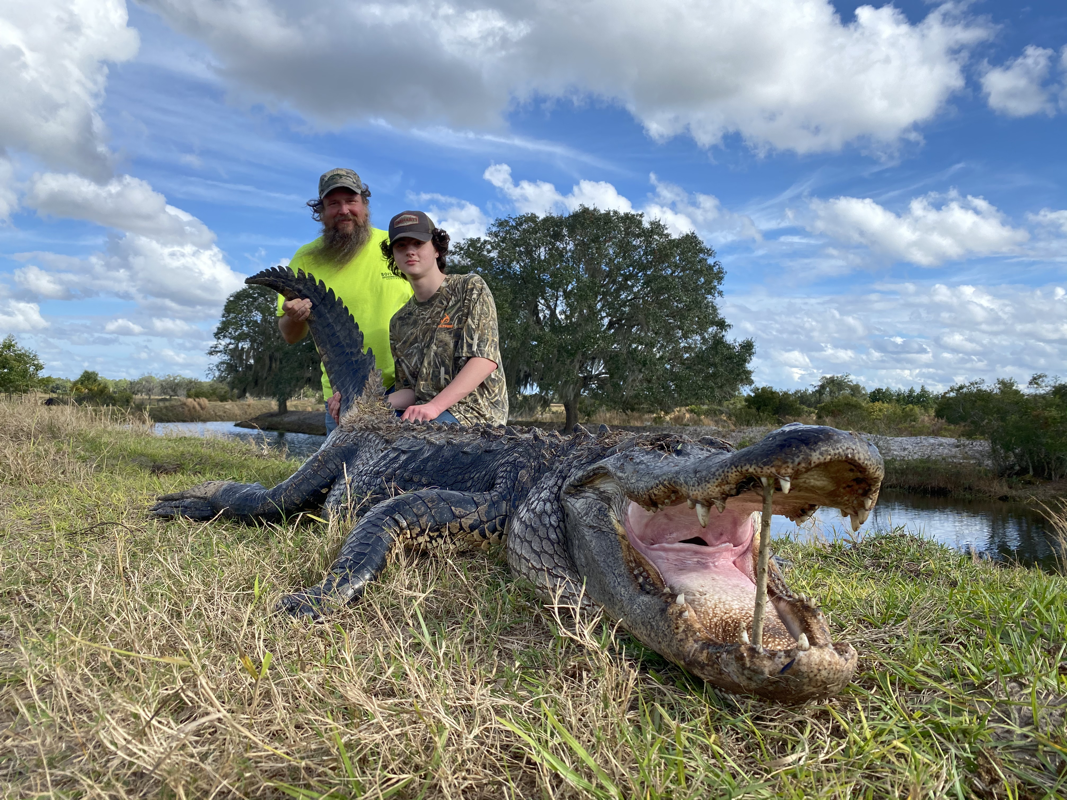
[679,536,709,547]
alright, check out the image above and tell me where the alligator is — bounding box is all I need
[153,266,884,702]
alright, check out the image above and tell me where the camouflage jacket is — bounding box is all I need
[389,274,509,425]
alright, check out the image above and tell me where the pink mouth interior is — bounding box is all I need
[624,501,758,599]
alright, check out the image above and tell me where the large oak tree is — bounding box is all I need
[454,208,754,429]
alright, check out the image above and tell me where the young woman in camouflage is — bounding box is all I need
[381,210,509,426]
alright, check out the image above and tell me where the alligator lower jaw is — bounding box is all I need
[623,498,857,701]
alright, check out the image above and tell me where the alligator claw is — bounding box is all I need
[150,498,217,520]
[277,589,326,620]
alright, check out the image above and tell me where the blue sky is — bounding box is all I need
[1,0,1064,391]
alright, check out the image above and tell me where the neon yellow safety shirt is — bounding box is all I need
[276,229,412,400]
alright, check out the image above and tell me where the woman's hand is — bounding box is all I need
[400,400,444,422]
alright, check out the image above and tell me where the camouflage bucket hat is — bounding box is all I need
[318,168,370,200]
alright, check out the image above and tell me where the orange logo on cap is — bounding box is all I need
[438,313,453,329]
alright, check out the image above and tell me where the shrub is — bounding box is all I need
[936,376,1067,479]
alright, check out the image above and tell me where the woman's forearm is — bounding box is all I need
[429,357,497,411]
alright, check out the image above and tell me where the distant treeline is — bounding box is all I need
[727,373,1066,481]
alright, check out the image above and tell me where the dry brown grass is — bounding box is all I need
[1,397,1065,798]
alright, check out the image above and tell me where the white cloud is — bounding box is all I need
[1029,208,1067,236]
[140,0,991,154]
[728,282,1067,390]
[806,191,1029,266]
[981,45,1067,118]
[645,174,761,242]
[0,157,17,221]
[25,173,214,246]
[483,165,760,245]
[12,264,72,299]
[0,300,49,333]
[484,164,566,215]
[411,192,491,242]
[0,0,139,179]
[151,317,202,338]
[12,234,245,315]
[104,319,145,335]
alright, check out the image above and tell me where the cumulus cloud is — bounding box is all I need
[645,175,761,242]
[140,0,991,154]
[981,45,1067,118]
[727,282,1067,390]
[410,192,491,242]
[25,173,214,246]
[0,157,17,221]
[805,191,1029,266]
[1029,208,1067,236]
[12,265,72,300]
[12,171,247,319]
[483,165,760,243]
[0,0,138,179]
[104,319,145,335]
[484,163,636,215]
[0,300,49,333]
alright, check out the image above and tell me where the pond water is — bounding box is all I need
[154,421,327,460]
[152,422,1062,571]
[771,491,1060,572]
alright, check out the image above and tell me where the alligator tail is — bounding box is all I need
[245,266,379,419]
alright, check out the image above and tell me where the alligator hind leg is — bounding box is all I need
[279,489,510,619]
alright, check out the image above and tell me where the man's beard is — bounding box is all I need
[317,212,372,266]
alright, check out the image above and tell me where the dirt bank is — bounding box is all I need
[236,410,327,435]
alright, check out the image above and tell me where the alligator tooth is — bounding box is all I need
[849,513,862,533]
[796,633,810,651]
[779,476,791,494]
[795,510,814,524]
[695,503,709,528]
[675,593,686,606]
[687,498,695,509]
[714,499,726,513]
[740,629,750,645]
[760,476,769,488]
[863,496,874,510]
[840,508,849,518]
[681,611,689,619]
[857,507,870,525]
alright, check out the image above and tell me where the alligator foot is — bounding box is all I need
[277,588,327,620]
[151,481,232,520]
[277,564,370,621]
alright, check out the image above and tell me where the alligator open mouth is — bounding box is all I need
[562,425,881,701]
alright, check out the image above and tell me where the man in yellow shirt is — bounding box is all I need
[277,168,413,433]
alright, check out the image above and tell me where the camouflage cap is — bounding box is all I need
[318,168,370,200]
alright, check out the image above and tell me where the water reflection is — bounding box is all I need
[772,490,1061,572]
[152,423,1061,571]
[153,421,326,460]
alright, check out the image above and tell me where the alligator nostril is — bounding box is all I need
[679,536,709,547]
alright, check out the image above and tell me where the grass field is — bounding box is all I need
[1,397,1065,799]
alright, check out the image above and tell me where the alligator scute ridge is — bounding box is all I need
[152,266,885,702]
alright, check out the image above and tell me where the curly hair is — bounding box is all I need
[381,228,451,279]
[306,190,370,223]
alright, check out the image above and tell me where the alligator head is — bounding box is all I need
[558,424,882,701]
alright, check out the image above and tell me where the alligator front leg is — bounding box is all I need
[151,443,357,521]
[279,489,510,619]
